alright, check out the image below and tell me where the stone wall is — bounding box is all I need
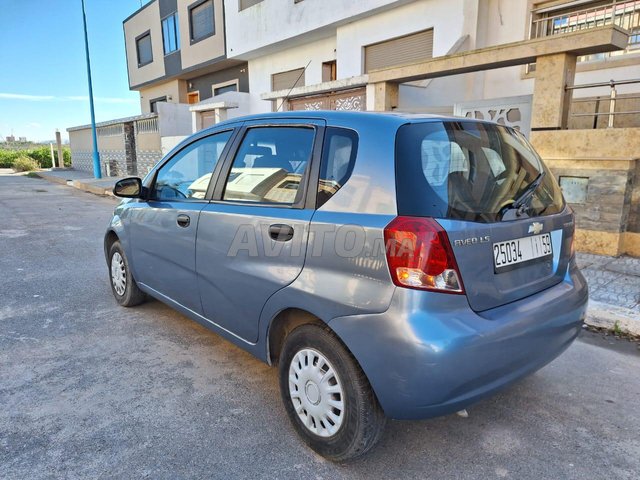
[531,128,640,257]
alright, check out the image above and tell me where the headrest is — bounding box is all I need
[245,146,273,157]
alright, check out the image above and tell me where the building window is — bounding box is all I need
[149,96,167,113]
[239,0,263,11]
[364,29,434,73]
[322,60,337,82]
[162,13,180,55]
[271,68,305,92]
[136,31,153,67]
[213,80,239,96]
[189,0,215,44]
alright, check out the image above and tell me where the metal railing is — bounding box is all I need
[567,78,640,128]
[531,0,640,44]
[97,124,124,137]
[134,117,158,135]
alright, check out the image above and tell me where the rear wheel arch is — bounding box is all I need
[266,308,372,379]
[267,308,324,366]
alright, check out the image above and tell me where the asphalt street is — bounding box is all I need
[1,173,639,479]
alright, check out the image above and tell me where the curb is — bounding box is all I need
[35,172,116,198]
[586,300,640,337]
[71,180,114,197]
[34,171,69,186]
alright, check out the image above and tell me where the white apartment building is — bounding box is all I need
[224,0,639,131]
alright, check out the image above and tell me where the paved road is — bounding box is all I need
[1,174,639,480]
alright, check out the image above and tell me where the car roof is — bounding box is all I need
[210,110,492,130]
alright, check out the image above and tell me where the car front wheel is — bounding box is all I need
[108,240,145,307]
[279,324,386,461]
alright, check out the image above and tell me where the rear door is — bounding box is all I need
[128,129,235,312]
[395,120,573,312]
[196,119,324,342]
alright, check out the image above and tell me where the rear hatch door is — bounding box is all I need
[439,212,573,311]
[395,119,573,312]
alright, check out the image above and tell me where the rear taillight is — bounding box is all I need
[384,216,464,294]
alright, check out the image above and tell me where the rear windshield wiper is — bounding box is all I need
[510,171,546,211]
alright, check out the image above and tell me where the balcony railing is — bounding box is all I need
[567,78,640,128]
[531,0,640,49]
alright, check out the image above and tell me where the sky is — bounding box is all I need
[0,0,150,142]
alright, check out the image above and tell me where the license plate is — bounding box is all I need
[493,233,553,271]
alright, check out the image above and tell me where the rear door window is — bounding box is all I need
[222,126,315,205]
[395,121,564,222]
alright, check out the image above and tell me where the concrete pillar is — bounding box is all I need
[366,82,399,111]
[55,130,64,168]
[191,111,199,133]
[531,53,577,130]
[274,97,287,112]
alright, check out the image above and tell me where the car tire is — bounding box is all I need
[279,324,386,461]
[108,240,145,307]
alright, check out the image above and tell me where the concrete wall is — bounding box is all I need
[157,102,192,137]
[139,79,188,113]
[69,116,166,178]
[69,127,130,176]
[224,0,411,59]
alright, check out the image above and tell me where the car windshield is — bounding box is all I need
[395,121,564,222]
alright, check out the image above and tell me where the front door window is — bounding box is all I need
[153,131,232,200]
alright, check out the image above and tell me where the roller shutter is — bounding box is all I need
[272,68,306,92]
[365,29,434,73]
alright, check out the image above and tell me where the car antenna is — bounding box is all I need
[276,60,312,112]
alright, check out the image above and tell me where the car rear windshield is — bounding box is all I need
[395,121,564,223]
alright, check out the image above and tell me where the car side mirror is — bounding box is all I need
[113,177,144,198]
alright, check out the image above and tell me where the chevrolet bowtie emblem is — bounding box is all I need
[528,222,543,235]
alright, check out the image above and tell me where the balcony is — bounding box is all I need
[531,1,640,61]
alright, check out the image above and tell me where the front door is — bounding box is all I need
[196,121,323,342]
[129,130,234,313]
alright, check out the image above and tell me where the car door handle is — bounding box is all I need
[269,224,294,242]
[177,214,191,228]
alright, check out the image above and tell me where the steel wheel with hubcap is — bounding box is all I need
[279,324,386,461]
[110,251,127,296]
[289,348,345,437]
[107,240,146,307]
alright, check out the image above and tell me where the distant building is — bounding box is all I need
[6,135,15,142]
[18,137,27,143]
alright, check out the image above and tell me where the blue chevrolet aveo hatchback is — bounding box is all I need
[106,111,588,460]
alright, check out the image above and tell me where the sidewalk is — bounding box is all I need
[577,253,640,336]
[34,168,124,197]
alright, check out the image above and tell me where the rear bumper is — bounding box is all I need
[329,261,588,420]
